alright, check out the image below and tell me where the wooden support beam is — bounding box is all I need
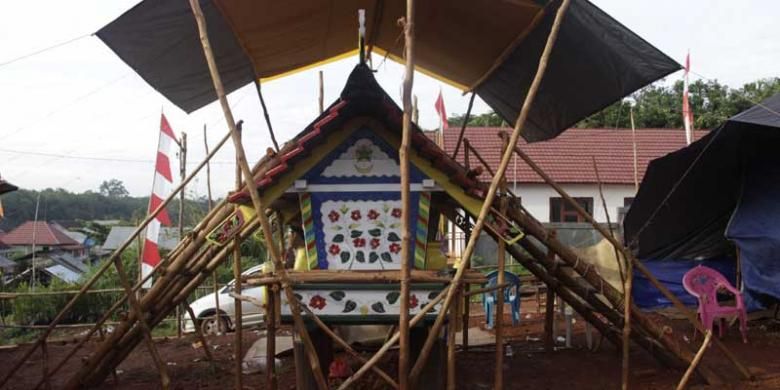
[188,2,327,388]
[397,1,416,388]
[244,269,487,285]
[266,285,278,390]
[184,303,214,362]
[507,142,751,382]
[544,232,557,353]
[447,286,460,390]
[233,128,244,390]
[494,198,508,390]
[408,1,572,384]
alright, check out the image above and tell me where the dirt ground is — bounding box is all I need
[2,299,780,389]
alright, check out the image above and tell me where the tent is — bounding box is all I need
[96,0,679,142]
[624,93,780,308]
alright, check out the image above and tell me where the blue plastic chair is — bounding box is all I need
[483,270,521,329]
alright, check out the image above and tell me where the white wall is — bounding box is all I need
[515,183,636,223]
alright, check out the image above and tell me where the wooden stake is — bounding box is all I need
[233,128,244,390]
[253,79,279,152]
[447,286,460,390]
[494,198,507,389]
[451,92,476,159]
[508,143,751,382]
[185,303,214,362]
[409,0,571,383]
[266,284,278,390]
[113,256,170,389]
[177,132,187,339]
[544,231,557,353]
[398,1,416,388]
[676,331,713,390]
[188,2,327,388]
[318,70,324,114]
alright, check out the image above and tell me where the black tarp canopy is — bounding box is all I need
[624,93,780,260]
[97,0,679,142]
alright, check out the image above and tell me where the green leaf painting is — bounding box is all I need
[329,291,346,301]
[342,300,357,313]
[386,291,400,304]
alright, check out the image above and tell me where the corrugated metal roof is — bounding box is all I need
[44,265,81,284]
[103,226,181,251]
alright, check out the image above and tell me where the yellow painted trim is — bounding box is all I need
[259,49,360,83]
[371,47,470,91]
[371,127,485,216]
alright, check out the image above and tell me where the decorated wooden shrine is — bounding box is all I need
[205,64,490,324]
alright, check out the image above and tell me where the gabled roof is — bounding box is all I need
[2,221,81,247]
[229,65,483,204]
[443,127,708,185]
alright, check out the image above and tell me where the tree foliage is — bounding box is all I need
[99,179,129,198]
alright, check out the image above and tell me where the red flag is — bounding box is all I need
[141,114,176,287]
[434,91,448,129]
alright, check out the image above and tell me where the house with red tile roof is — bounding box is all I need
[442,127,708,223]
[2,221,85,256]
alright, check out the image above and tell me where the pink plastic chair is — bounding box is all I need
[682,265,748,343]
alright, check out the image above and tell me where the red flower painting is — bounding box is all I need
[391,208,402,218]
[329,244,341,255]
[350,210,362,221]
[389,242,401,254]
[309,295,327,310]
[409,294,419,309]
[367,209,380,220]
[353,237,366,248]
[370,238,381,249]
[328,210,340,222]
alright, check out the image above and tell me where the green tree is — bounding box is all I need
[448,111,506,127]
[99,179,129,198]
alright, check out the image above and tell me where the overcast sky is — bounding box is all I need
[0,1,777,198]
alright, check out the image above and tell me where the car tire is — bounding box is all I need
[200,314,229,336]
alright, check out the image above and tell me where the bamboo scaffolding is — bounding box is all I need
[203,124,221,334]
[184,303,214,362]
[337,287,450,389]
[188,2,327,388]
[494,197,508,390]
[507,141,750,382]
[0,129,234,389]
[408,1,572,383]
[397,0,416,387]
[544,233,557,353]
[446,285,460,390]
[177,132,187,339]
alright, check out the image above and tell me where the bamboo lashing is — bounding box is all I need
[408,0,572,383]
[187,1,327,388]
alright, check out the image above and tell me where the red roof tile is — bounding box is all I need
[2,221,81,247]
[442,127,709,185]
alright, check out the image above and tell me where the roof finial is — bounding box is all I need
[358,9,366,65]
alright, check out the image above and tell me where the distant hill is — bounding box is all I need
[0,188,210,231]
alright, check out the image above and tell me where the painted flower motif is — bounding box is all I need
[353,237,366,248]
[370,238,381,249]
[328,210,340,222]
[309,295,327,310]
[351,210,362,221]
[409,294,419,309]
[391,208,402,218]
[329,244,341,255]
[389,242,401,254]
[367,209,380,220]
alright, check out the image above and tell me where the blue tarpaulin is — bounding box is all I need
[633,257,736,309]
[726,148,780,309]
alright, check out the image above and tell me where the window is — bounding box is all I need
[549,197,593,223]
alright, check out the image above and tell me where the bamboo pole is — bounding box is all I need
[544,231,557,353]
[397,1,416,387]
[203,124,221,335]
[337,287,449,390]
[676,331,713,390]
[508,142,751,382]
[318,70,324,114]
[446,285,460,390]
[253,79,279,152]
[0,130,233,389]
[409,0,572,382]
[623,249,634,390]
[113,257,170,389]
[188,2,327,388]
[451,92,477,160]
[177,132,187,339]
[494,199,507,389]
[185,303,214,362]
[233,127,244,390]
[266,284,278,390]
[464,283,509,297]
[41,340,51,390]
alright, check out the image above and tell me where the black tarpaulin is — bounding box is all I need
[624,93,780,260]
[97,0,679,142]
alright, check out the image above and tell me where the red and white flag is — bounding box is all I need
[141,114,176,287]
[434,90,448,130]
[682,52,694,145]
